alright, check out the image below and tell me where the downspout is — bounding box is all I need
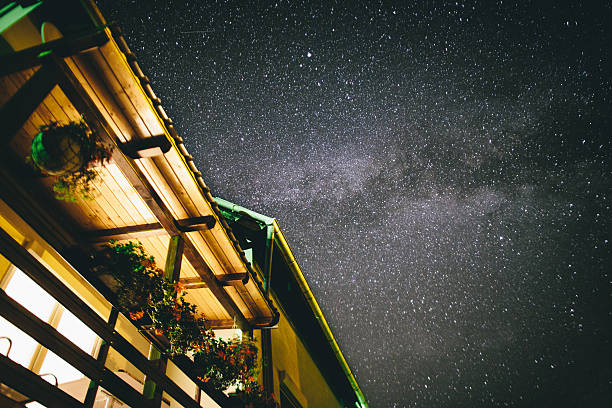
[273,224,369,408]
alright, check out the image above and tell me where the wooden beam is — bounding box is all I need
[179,272,248,289]
[164,234,184,282]
[0,353,82,408]
[85,222,164,241]
[85,216,218,243]
[0,64,58,144]
[261,329,274,395]
[84,308,119,408]
[49,55,250,331]
[144,236,183,405]
[180,273,247,285]
[119,135,172,158]
[217,273,248,283]
[175,215,216,232]
[0,27,108,76]
[207,317,278,330]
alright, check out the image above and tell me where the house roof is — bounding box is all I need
[214,198,369,408]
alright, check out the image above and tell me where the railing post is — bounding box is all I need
[84,307,119,407]
[143,234,184,407]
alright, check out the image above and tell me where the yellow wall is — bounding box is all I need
[269,310,342,408]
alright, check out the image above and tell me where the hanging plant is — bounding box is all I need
[91,240,208,355]
[149,281,208,355]
[29,121,113,202]
[192,334,259,391]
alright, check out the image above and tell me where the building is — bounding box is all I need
[0,1,368,407]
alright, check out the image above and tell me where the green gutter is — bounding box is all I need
[214,197,369,408]
[213,197,275,292]
[0,1,42,34]
[214,197,275,225]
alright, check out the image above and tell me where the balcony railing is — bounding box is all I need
[0,227,236,408]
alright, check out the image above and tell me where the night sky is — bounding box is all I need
[97,1,611,407]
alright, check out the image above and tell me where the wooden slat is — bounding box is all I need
[0,353,83,408]
[0,64,58,143]
[0,290,149,408]
[0,67,38,108]
[0,26,109,76]
[95,41,163,137]
[95,166,148,226]
[0,228,215,408]
[105,162,157,223]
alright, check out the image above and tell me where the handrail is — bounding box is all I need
[0,227,231,407]
[0,336,12,357]
[38,373,59,387]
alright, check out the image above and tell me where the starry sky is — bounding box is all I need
[97,1,611,407]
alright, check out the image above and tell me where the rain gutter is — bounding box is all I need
[214,197,275,291]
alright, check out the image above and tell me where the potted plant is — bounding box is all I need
[192,335,258,391]
[91,241,208,355]
[30,121,113,201]
[148,281,208,355]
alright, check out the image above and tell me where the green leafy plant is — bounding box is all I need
[149,281,207,355]
[30,121,113,202]
[192,334,259,391]
[91,241,207,355]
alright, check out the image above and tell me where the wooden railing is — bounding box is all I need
[0,227,234,408]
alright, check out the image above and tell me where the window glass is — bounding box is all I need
[38,350,84,385]
[56,309,98,354]
[5,268,56,322]
[0,316,38,367]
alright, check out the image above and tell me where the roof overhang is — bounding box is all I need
[0,0,278,330]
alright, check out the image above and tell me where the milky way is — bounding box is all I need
[98,1,611,406]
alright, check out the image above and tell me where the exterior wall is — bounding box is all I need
[269,311,342,408]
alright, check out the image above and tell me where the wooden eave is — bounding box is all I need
[0,25,278,330]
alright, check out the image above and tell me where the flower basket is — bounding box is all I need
[90,241,209,355]
[30,121,112,201]
[191,337,258,391]
[31,122,87,175]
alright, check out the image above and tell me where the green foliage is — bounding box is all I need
[92,240,163,313]
[149,281,207,355]
[91,240,207,355]
[53,168,101,202]
[92,241,271,400]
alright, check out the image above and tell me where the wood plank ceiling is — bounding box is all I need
[0,25,278,330]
